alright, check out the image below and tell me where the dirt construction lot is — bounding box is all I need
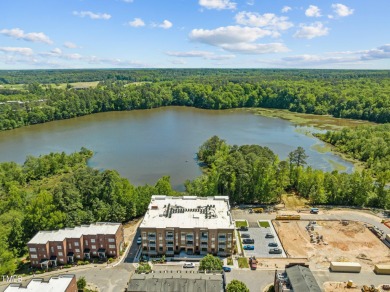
[273,220,390,271]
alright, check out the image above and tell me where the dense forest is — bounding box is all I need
[185,136,389,208]
[318,124,390,175]
[0,149,177,275]
[1,69,390,132]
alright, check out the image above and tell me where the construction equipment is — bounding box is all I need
[252,208,263,213]
[361,285,379,292]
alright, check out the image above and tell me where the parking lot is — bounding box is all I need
[239,220,286,258]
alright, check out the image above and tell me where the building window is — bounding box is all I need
[108,238,115,243]
[112,251,116,255]
[91,239,95,243]
[92,245,96,249]
[109,245,115,249]
[74,242,79,247]
[150,247,156,251]
[75,249,80,253]
[85,240,88,246]
[50,247,54,253]
[159,246,163,252]
[68,243,71,249]
[57,246,62,250]
[58,252,63,256]
[29,248,36,252]
[31,254,37,259]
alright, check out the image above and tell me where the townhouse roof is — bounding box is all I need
[140,196,234,230]
[28,222,121,245]
[128,271,223,292]
[285,265,321,292]
[4,274,75,292]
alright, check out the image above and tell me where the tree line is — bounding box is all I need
[185,136,389,208]
[0,149,177,275]
[318,124,390,176]
[1,69,390,132]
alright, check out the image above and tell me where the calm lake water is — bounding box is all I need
[0,107,353,190]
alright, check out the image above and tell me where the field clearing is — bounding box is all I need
[249,108,375,130]
[273,220,390,271]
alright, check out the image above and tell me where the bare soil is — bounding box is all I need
[273,220,390,271]
[323,282,360,292]
[123,217,142,243]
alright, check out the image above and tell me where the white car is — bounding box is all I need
[136,236,142,244]
[183,262,195,268]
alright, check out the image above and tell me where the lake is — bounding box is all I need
[0,107,353,190]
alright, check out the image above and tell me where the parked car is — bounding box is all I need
[243,245,255,250]
[136,236,142,244]
[222,266,231,272]
[269,248,282,254]
[241,233,250,238]
[249,257,257,270]
[310,208,319,214]
[268,242,278,247]
[183,262,195,268]
[265,233,274,238]
[239,226,248,231]
[242,238,254,244]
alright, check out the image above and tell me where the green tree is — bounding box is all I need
[226,280,250,292]
[77,276,87,290]
[199,254,223,271]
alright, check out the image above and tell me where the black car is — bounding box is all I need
[268,242,278,247]
[265,233,274,238]
[241,233,250,238]
[239,226,248,231]
[269,248,282,254]
[242,238,254,244]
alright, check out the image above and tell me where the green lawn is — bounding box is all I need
[258,221,270,228]
[235,220,248,227]
[236,231,243,255]
[237,257,249,269]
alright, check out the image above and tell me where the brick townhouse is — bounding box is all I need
[27,222,124,268]
[139,196,235,257]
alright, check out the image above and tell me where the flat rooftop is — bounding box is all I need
[4,274,75,292]
[128,271,223,292]
[140,196,234,229]
[28,222,121,245]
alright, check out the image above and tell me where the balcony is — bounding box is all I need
[165,236,174,240]
[201,243,208,248]
[148,236,156,240]
[166,242,174,247]
[218,238,226,243]
[148,243,156,247]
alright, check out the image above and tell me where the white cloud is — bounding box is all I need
[0,47,33,56]
[165,50,235,60]
[281,6,292,13]
[199,0,236,10]
[0,28,53,44]
[235,12,293,32]
[128,18,145,27]
[190,26,272,45]
[219,43,288,54]
[361,44,390,60]
[159,20,173,29]
[166,51,213,58]
[51,48,62,55]
[73,11,111,20]
[305,5,321,17]
[332,3,354,17]
[247,0,255,6]
[122,0,134,2]
[63,42,78,49]
[294,22,329,39]
[189,26,288,54]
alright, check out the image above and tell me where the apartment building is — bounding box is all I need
[4,274,77,292]
[139,196,235,257]
[27,222,123,268]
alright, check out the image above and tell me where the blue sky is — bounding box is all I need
[1,0,389,69]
